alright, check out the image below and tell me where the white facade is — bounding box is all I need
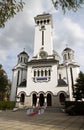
[34,14,53,56]
[10,13,80,108]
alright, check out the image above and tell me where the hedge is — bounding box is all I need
[0,101,15,110]
[65,101,84,109]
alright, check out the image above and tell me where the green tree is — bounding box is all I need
[0,64,8,101]
[52,0,84,13]
[74,71,84,101]
[0,0,84,28]
[5,80,11,101]
[0,0,24,27]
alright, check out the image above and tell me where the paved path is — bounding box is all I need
[0,109,84,130]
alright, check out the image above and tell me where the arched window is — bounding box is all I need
[37,70,40,77]
[47,93,52,106]
[44,20,46,24]
[39,94,44,106]
[21,57,22,62]
[49,69,51,76]
[64,54,67,60]
[18,58,20,63]
[59,93,65,105]
[45,70,47,76]
[47,19,50,24]
[40,20,43,24]
[68,53,70,59]
[20,93,25,104]
[32,94,37,106]
[37,21,39,25]
[70,67,74,88]
[24,58,25,63]
[17,70,20,86]
[41,70,43,77]
[42,31,44,45]
[34,70,36,77]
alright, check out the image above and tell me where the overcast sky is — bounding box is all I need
[0,0,84,80]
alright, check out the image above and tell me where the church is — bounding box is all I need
[10,13,80,108]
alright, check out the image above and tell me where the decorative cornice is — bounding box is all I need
[27,59,58,65]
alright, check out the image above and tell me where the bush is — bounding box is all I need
[0,101,15,110]
[65,101,84,115]
[65,101,84,109]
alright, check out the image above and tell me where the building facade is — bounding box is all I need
[10,13,80,108]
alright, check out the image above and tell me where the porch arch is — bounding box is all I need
[39,93,44,106]
[47,93,52,106]
[32,93,37,107]
[20,93,25,104]
[58,91,67,105]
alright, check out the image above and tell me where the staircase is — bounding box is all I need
[45,106,65,113]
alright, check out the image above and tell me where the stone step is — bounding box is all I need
[14,106,65,113]
[45,107,65,113]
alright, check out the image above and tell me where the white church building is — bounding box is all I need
[10,13,80,107]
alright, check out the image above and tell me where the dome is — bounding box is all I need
[18,51,29,59]
[62,47,74,63]
[18,51,28,56]
[63,47,73,52]
[17,50,29,64]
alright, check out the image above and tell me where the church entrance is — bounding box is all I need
[39,94,44,106]
[20,93,25,105]
[47,93,52,106]
[32,94,37,106]
[59,93,65,105]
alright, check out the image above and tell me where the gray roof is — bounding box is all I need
[57,79,68,87]
[18,51,29,56]
[18,80,26,87]
[63,47,72,51]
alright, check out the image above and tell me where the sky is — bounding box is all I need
[0,0,84,81]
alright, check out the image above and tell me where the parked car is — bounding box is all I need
[65,105,84,115]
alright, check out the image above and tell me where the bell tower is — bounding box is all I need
[62,47,74,63]
[34,13,53,57]
[10,50,29,101]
